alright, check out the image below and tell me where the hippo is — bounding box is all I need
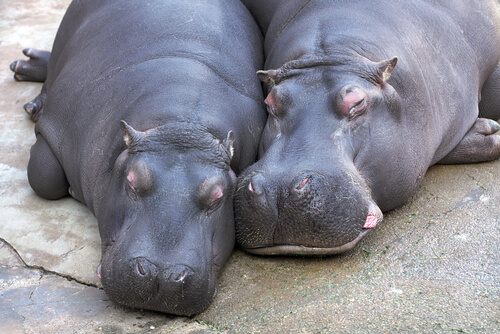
[236,0,500,256]
[10,0,265,315]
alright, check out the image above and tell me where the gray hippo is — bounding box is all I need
[10,0,265,315]
[236,0,500,255]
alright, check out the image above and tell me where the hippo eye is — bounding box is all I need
[125,163,152,200]
[266,104,279,117]
[198,177,227,214]
[126,171,138,201]
[205,184,225,213]
[126,182,138,201]
[264,93,279,117]
[209,186,224,203]
[206,186,225,214]
[349,98,367,119]
[338,85,368,120]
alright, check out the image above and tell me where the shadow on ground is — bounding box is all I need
[1,1,498,333]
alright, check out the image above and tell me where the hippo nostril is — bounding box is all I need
[137,262,146,276]
[169,265,193,283]
[295,176,310,190]
[175,270,187,282]
[248,174,264,196]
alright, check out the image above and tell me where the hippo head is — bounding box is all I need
[96,121,236,315]
[235,55,420,256]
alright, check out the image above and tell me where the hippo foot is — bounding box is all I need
[10,48,50,82]
[23,92,46,123]
[439,118,500,164]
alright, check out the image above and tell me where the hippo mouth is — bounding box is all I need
[242,229,369,256]
[242,213,382,256]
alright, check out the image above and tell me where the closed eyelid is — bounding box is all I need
[337,85,368,118]
[126,161,153,195]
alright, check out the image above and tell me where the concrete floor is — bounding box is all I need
[1,1,499,333]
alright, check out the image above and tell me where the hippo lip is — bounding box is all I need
[242,206,383,256]
[243,229,372,256]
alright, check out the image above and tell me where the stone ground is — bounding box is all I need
[1,1,499,333]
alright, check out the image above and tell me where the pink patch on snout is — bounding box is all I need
[363,215,378,229]
[96,264,102,279]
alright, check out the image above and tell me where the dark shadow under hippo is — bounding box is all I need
[236,0,500,255]
[10,0,266,315]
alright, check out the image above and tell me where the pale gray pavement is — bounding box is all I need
[1,1,499,333]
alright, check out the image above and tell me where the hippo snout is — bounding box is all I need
[235,169,383,255]
[100,256,214,316]
[248,172,312,195]
[134,258,192,283]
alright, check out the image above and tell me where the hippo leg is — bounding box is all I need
[10,48,50,82]
[28,134,69,200]
[479,64,500,121]
[438,118,500,164]
[439,66,500,164]
[21,91,47,123]
[10,48,50,122]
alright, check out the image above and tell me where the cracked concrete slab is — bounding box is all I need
[0,162,101,286]
[0,266,224,334]
[1,0,499,333]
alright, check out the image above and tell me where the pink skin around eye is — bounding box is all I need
[265,93,275,107]
[210,186,224,202]
[265,93,278,116]
[339,89,366,117]
[127,171,135,189]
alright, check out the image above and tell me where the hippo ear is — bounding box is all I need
[257,69,279,87]
[120,120,145,149]
[376,56,398,82]
[221,130,234,163]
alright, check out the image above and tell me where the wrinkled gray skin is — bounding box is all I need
[10,0,265,315]
[237,0,500,256]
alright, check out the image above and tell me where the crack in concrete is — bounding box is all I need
[466,172,488,191]
[0,236,28,266]
[19,311,26,324]
[28,283,39,305]
[60,246,78,259]
[0,237,99,289]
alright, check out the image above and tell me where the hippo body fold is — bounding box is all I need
[237,0,500,255]
[11,0,265,315]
